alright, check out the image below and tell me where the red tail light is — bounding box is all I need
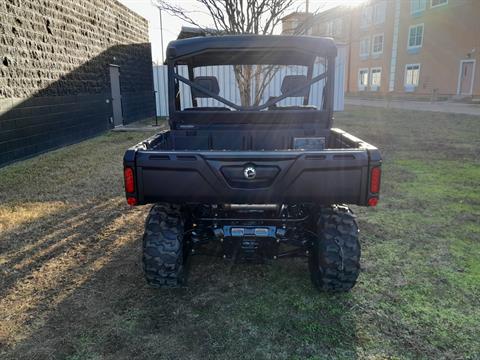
[368,197,378,207]
[124,167,135,193]
[127,197,137,206]
[370,167,381,193]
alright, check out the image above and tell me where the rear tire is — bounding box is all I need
[308,205,361,292]
[142,203,185,288]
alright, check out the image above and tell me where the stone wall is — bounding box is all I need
[0,0,155,166]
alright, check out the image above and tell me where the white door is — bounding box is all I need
[458,61,475,96]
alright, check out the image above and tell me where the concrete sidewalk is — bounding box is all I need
[111,118,168,132]
[345,98,480,116]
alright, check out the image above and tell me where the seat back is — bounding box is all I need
[280,75,309,97]
[191,76,220,98]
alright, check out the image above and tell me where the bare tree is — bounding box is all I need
[158,0,320,106]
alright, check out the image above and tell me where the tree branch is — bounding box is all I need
[159,0,327,106]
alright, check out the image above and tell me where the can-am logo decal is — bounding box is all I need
[243,166,256,180]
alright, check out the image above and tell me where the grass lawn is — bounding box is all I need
[0,106,479,359]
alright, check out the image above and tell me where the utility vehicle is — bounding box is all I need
[123,35,382,292]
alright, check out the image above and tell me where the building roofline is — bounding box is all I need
[114,0,149,27]
[281,11,313,21]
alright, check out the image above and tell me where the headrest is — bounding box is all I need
[191,76,220,98]
[280,75,309,97]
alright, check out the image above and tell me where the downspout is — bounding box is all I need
[388,0,401,92]
[347,13,353,94]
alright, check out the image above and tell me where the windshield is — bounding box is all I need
[173,56,329,112]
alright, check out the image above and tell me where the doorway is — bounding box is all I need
[457,60,476,96]
[109,65,123,126]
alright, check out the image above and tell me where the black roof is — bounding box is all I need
[166,35,337,66]
[177,26,220,39]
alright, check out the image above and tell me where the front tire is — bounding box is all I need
[142,203,186,288]
[308,205,361,292]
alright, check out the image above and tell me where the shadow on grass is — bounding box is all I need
[1,199,359,359]
[0,196,145,351]
[0,201,119,295]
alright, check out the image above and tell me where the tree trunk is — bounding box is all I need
[234,65,252,107]
[234,64,280,107]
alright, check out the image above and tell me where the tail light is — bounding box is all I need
[124,167,137,206]
[368,197,378,207]
[124,166,135,193]
[370,167,381,193]
[368,166,381,207]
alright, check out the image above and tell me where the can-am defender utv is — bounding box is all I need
[123,35,382,292]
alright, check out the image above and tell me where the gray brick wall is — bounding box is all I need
[0,0,155,166]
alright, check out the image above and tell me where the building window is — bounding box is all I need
[326,18,343,36]
[408,24,424,49]
[360,6,373,28]
[289,19,300,34]
[372,34,384,55]
[374,2,386,25]
[370,68,382,90]
[431,0,448,8]
[359,37,370,57]
[358,68,369,90]
[405,64,421,91]
[326,21,334,35]
[334,18,343,36]
[411,0,427,15]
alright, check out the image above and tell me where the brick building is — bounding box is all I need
[0,0,155,166]
[282,0,480,99]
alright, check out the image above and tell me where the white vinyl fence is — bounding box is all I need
[153,45,346,116]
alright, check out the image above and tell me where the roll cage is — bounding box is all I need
[165,35,337,129]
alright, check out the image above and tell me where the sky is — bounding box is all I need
[118,0,210,64]
[118,0,366,64]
